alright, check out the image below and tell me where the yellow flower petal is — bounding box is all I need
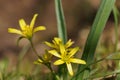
[48,50,61,58]
[69,58,86,64]
[33,26,46,33]
[34,61,40,64]
[60,44,66,56]
[65,39,74,48]
[68,47,79,58]
[19,19,26,30]
[8,28,22,35]
[44,41,55,48]
[30,14,38,29]
[54,37,62,45]
[54,59,64,65]
[43,52,52,62]
[34,59,43,64]
[66,62,73,76]
[38,59,43,63]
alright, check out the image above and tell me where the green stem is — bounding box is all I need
[29,40,43,60]
[29,40,59,79]
[17,44,31,73]
[63,65,68,80]
[46,63,60,80]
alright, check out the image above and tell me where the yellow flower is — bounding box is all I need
[34,50,52,64]
[8,14,46,40]
[45,37,74,50]
[48,44,86,76]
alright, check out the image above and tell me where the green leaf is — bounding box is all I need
[73,0,116,80]
[55,0,68,79]
[113,6,120,52]
[55,0,67,44]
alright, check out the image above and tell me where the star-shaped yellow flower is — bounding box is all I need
[34,50,52,64]
[48,43,86,76]
[8,14,46,40]
[45,37,74,50]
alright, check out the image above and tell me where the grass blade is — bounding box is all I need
[73,0,116,80]
[113,6,119,52]
[55,0,67,44]
[55,0,68,79]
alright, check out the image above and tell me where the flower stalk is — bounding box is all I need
[29,40,43,60]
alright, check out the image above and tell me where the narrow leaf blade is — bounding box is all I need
[73,0,116,80]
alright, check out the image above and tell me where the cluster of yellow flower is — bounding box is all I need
[8,14,86,76]
[45,37,86,76]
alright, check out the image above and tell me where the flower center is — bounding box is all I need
[22,25,33,38]
[62,53,70,62]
